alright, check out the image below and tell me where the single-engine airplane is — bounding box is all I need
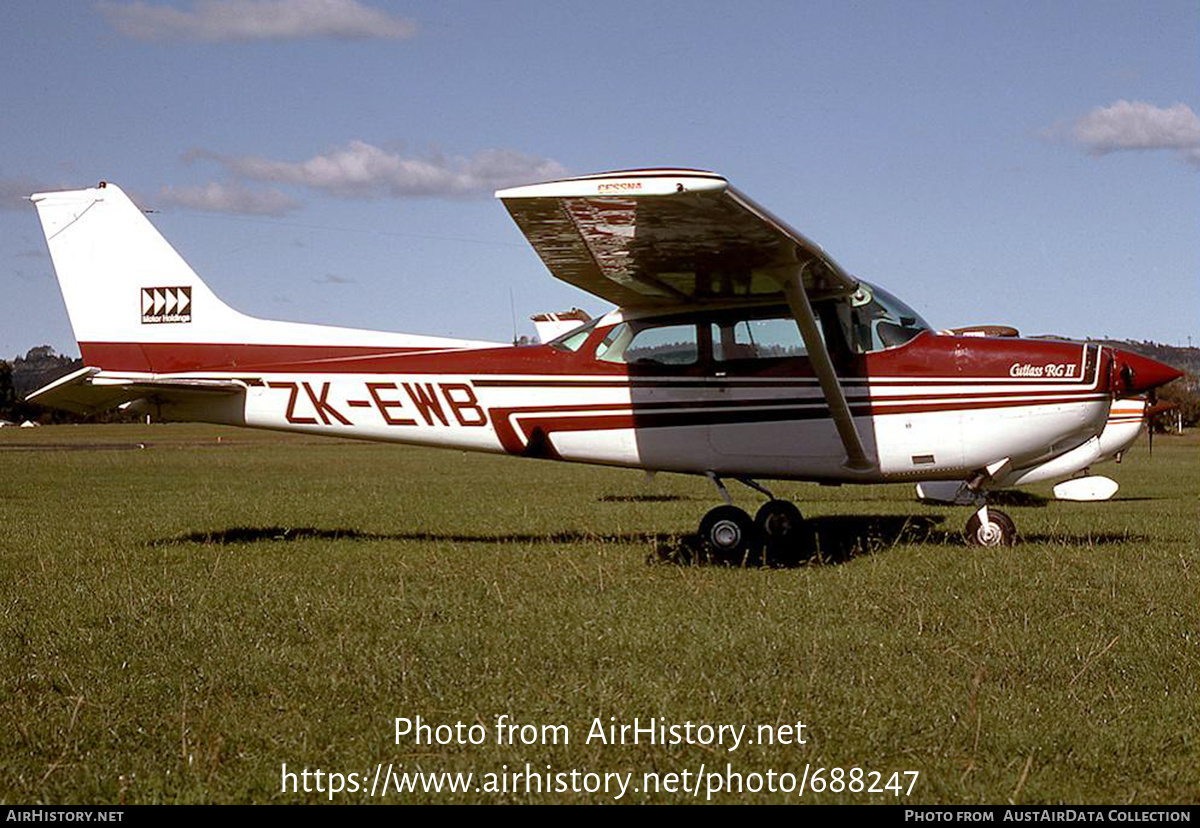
[27,170,1181,553]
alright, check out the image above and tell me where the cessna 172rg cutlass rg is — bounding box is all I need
[27,170,1181,553]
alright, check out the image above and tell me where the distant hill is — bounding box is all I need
[8,346,82,397]
[1,346,84,423]
[1086,340,1200,385]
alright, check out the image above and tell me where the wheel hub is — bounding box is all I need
[711,520,741,548]
[762,513,788,536]
[976,521,1003,546]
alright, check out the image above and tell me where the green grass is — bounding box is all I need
[1,423,1197,804]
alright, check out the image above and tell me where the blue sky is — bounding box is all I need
[2,0,1197,358]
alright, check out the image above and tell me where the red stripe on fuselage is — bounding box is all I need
[488,393,1109,454]
[77,331,1108,389]
[79,342,464,374]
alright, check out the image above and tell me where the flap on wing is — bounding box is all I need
[497,169,857,308]
[27,367,245,415]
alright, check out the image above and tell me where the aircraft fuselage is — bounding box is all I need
[96,326,1117,486]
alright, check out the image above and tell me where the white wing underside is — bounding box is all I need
[496,169,857,309]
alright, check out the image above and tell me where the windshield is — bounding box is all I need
[546,317,602,352]
[840,282,930,353]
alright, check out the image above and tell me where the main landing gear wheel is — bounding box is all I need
[754,500,805,550]
[964,507,1017,547]
[699,505,758,560]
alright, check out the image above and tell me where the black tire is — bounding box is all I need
[754,500,805,548]
[964,508,1017,547]
[699,505,758,560]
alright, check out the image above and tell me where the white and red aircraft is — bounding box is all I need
[26,170,1181,553]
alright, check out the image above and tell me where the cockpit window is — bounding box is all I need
[547,318,601,352]
[839,283,930,353]
[711,315,811,361]
[595,322,699,366]
[567,281,927,363]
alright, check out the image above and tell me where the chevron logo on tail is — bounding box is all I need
[140,286,192,324]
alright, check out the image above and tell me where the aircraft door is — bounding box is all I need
[705,311,847,463]
[592,319,720,472]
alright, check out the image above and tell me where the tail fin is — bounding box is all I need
[30,182,498,373]
[31,182,248,348]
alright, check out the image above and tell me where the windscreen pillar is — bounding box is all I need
[777,265,874,472]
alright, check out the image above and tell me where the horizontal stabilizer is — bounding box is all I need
[27,367,245,415]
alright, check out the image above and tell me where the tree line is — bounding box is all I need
[0,346,135,425]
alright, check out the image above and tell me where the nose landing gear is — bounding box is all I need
[964,503,1017,547]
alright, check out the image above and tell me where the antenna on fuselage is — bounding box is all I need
[509,287,518,346]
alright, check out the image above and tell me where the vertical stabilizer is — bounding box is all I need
[30,182,248,347]
[29,182,499,372]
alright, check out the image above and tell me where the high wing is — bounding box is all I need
[496,169,856,308]
[27,366,245,416]
[496,168,872,470]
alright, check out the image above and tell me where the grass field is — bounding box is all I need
[1,423,1197,804]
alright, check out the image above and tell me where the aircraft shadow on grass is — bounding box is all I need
[652,514,951,567]
[161,526,670,546]
[153,517,1151,568]
[155,514,931,568]
[987,490,1052,507]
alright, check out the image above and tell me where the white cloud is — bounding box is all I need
[1067,100,1200,167]
[155,181,301,215]
[191,141,570,198]
[98,0,417,42]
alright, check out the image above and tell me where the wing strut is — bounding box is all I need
[777,266,874,472]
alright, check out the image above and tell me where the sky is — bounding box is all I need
[2,0,1197,359]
